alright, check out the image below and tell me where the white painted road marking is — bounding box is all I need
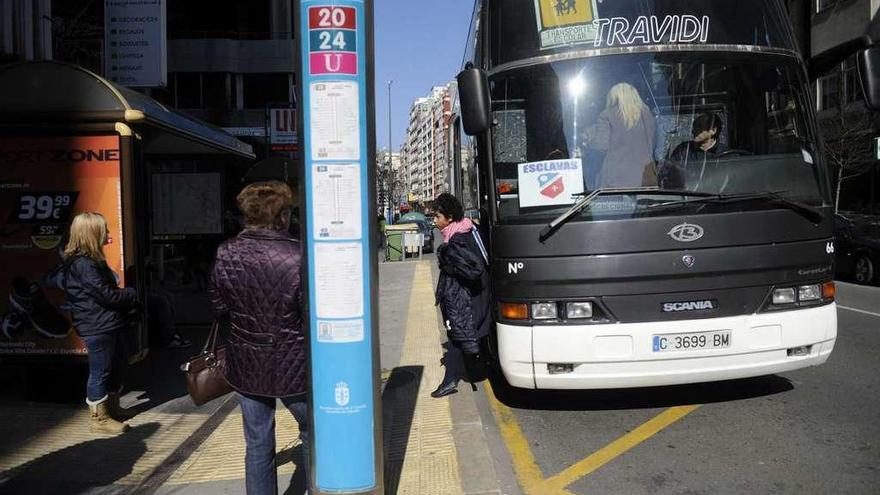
[838,305,880,319]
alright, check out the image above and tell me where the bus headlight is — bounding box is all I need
[566,302,593,319]
[531,302,558,320]
[798,284,822,302]
[772,288,796,305]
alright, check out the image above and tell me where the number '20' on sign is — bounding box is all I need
[308,6,356,30]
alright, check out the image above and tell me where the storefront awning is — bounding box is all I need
[0,61,254,159]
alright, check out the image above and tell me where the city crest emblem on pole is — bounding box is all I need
[335,381,350,406]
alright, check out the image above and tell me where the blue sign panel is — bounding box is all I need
[309,29,358,53]
[299,0,376,492]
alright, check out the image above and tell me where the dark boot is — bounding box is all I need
[432,352,460,398]
[430,380,458,398]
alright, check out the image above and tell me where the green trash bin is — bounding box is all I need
[385,223,419,261]
[385,230,404,261]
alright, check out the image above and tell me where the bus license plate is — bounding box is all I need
[652,331,731,352]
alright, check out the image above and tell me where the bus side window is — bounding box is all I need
[453,115,480,212]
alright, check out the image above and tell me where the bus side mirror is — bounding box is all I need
[808,35,872,79]
[457,67,491,136]
[858,46,880,111]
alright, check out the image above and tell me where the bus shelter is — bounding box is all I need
[0,61,254,367]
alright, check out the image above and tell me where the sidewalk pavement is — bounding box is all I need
[0,259,501,495]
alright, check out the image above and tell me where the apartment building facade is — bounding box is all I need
[400,83,455,209]
[812,0,880,212]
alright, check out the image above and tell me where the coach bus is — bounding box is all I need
[451,0,880,389]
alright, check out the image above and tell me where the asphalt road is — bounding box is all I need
[476,281,880,495]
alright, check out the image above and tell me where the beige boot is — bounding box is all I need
[88,396,130,434]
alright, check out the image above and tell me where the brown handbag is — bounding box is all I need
[181,321,232,406]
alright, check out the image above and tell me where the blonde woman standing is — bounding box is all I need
[586,82,657,187]
[58,212,138,434]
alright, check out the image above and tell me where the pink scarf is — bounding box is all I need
[441,217,474,243]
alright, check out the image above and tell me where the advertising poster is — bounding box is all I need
[0,136,125,356]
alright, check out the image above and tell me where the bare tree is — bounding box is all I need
[376,150,405,215]
[820,106,876,212]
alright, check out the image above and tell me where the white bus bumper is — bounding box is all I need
[497,303,837,389]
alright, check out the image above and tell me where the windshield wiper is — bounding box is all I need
[539,187,717,241]
[646,191,825,223]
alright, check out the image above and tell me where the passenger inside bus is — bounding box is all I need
[584,82,657,188]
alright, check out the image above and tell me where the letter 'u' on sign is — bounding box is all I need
[310,52,358,75]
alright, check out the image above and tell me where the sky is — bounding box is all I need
[374,0,476,151]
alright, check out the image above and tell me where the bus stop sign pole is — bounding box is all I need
[295,0,383,493]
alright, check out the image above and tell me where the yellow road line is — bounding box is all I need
[543,404,700,491]
[485,380,700,494]
[484,381,575,495]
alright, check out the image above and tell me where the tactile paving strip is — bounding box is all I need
[385,261,463,495]
[0,402,218,486]
[165,408,301,484]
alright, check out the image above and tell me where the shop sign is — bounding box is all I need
[104,0,167,87]
[269,107,298,151]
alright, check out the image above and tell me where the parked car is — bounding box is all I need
[414,220,435,253]
[834,214,880,284]
[399,212,427,223]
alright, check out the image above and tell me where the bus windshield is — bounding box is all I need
[490,52,826,222]
[488,0,796,68]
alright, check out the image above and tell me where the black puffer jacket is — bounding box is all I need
[57,256,137,336]
[435,228,491,354]
[210,229,306,398]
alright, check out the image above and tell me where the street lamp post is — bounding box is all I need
[387,79,393,223]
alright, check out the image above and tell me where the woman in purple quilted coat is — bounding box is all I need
[209,181,308,495]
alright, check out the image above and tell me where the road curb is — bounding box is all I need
[449,384,503,495]
[126,393,240,494]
